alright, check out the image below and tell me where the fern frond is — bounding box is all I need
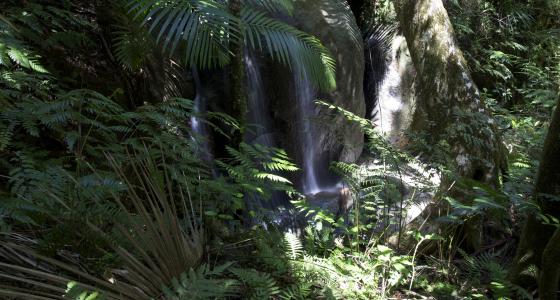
[283,232,303,260]
[230,267,280,299]
[162,263,240,299]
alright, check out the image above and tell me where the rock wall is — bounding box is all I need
[370,34,417,145]
[264,0,366,190]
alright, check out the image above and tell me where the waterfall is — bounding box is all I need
[293,72,321,195]
[244,52,274,147]
[190,67,213,164]
[244,51,295,229]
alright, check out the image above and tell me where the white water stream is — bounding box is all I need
[293,71,321,195]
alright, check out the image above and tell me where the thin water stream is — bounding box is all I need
[293,71,321,195]
[190,67,215,168]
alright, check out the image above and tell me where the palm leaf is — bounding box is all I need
[241,7,336,91]
[128,0,239,69]
[0,148,205,299]
[128,0,336,91]
[240,0,294,14]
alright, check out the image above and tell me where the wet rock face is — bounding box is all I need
[294,0,366,163]
[374,35,417,143]
[265,0,366,190]
[367,32,417,144]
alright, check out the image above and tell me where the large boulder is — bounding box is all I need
[264,0,366,190]
[295,0,365,163]
[370,34,417,145]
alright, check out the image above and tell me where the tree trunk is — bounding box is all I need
[509,94,560,293]
[393,0,506,186]
[508,214,554,288]
[540,227,560,299]
[392,0,508,251]
[395,0,505,185]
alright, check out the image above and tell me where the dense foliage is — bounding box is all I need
[1,0,559,299]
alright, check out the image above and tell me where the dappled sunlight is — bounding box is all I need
[1,0,558,299]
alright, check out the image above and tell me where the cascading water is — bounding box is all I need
[244,53,274,148]
[191,94,202,137]
[243,51,295,228]
[293,71,321,195]
[190,67,213,164]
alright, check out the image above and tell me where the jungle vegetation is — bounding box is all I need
[0,0,559,299]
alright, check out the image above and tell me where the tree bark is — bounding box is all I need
[392,0,508,251]
[509,94,560,293]
[393,0,506,185]
[539,227,560,299]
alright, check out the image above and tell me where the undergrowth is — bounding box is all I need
[1,0,558,299]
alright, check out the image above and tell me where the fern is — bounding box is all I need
[252,231,290,274]
[0,195,41,231]
[279,283,312,300]
[230,267,280,299]
[162,263,240,300]
[217,142,297,205]
[283,232,303,260]
[0,16,47,73]
[5,48,47,73]
[458,249,532,299]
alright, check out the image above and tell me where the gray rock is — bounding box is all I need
[371,34,417,144]
[264,0,366,190]
[294,0,365,163]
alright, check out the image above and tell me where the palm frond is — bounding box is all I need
[128,0,238,69]
[0,148,205,299]
[241,7,336,91]
[113,25,154,71]
[102,149,205,296]
[127,0,335,90]
[240,0,294,14]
